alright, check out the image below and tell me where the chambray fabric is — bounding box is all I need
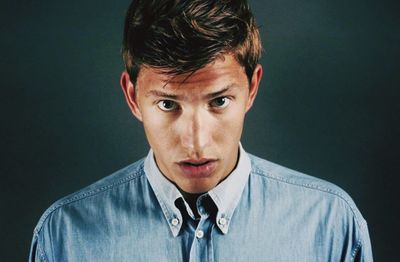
[29,146,372,261]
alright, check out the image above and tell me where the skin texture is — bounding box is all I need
[120,54,262,197]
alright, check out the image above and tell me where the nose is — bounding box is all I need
[179,108,211,157]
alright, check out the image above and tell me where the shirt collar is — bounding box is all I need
[144,150,184,237]
[208,143,251,234]
[144,143,251,236]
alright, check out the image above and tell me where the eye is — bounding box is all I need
[209,96,231,109]
[157,100,179,111]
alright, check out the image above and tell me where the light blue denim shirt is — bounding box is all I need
[29,145,373,261]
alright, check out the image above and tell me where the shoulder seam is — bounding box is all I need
[34,162,145,234]
[251,167,365,231]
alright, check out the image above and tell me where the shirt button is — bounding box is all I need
[218,217,227,226]
[195,229,204,239]
[171,218,180,226]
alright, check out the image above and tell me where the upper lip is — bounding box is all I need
[178,158,216,166]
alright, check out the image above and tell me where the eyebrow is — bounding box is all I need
[145,83,239,100]
[145,90,179,99]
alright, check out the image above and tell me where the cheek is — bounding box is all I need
[142,110,178,148]
[215,107,246,142]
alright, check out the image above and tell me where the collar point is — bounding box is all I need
[219,226,229,234]
[171,228,181,238]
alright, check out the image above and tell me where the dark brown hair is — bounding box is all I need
[122,0,262,84]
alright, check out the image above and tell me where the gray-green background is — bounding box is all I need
[1,0,399,261]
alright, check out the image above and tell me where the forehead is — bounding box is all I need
[136,55,248,94]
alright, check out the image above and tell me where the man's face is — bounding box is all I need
[121,55,262,194]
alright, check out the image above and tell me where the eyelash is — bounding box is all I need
[209,96,231,109]
[156,100,180,112]
[156,96,232,112]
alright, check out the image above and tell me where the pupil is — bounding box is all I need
[164,101,173,108]
[216,98,225,106]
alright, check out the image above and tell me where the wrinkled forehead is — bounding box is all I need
[136,55,248,93]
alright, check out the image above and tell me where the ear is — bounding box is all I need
[120,71,143,121]
[245,64,263,112]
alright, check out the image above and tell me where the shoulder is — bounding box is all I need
[248,153,368,230]
[245,153,372,260]
[33,157,146,235]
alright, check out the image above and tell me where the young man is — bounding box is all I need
[30,0,372,261]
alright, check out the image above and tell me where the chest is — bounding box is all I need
[53,213,340,262]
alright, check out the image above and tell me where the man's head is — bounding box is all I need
[120,0,263,195]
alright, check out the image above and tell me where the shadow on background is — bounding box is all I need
[1,0,399,261]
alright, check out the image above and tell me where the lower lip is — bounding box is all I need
[178,161,217,178]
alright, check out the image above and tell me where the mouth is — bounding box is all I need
[177,159,217,178]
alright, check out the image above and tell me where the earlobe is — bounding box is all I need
[120,71,143,121]
[246,64,263,112]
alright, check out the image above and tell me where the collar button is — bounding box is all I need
[171,218,180,226]
[218,217,227,226]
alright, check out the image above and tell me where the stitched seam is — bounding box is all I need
[36,232,49,262]
[350,238,362,261]
[35,162,145,233]
[143,177,176,234]
[209,191,222,210]
[49,219,55,262]
[151,184,172,222]
[251,167,364,230]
